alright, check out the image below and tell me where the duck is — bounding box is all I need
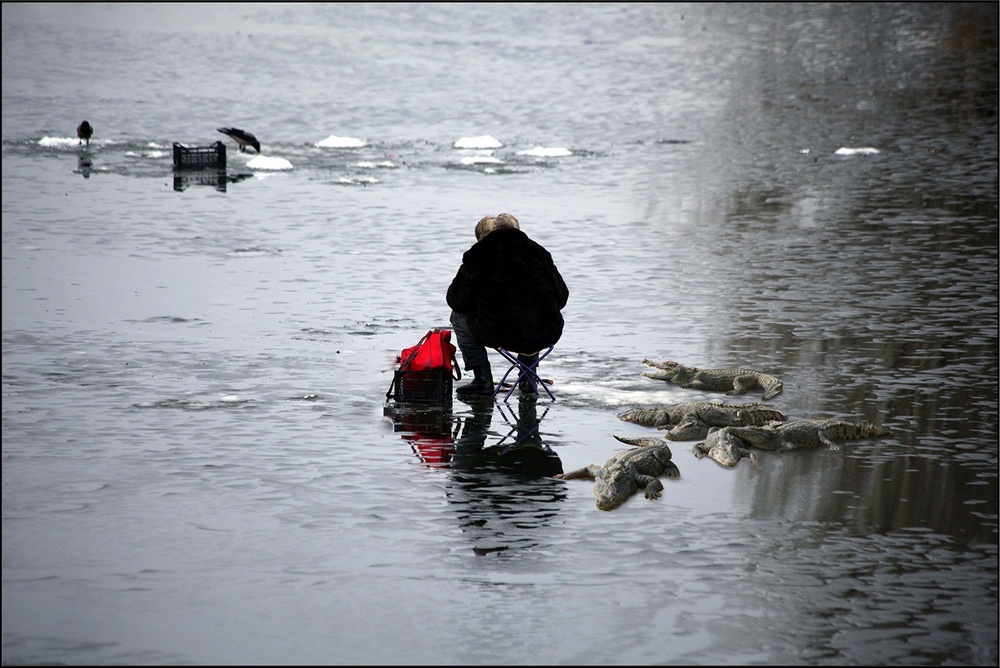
[77,120,93,146]
[217,127,260,153]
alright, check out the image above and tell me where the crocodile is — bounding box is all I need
[617,401,787,440]
[725,418,890,453]
[553,435,680,511]
[692,427,759,468]
[641,359,784,401]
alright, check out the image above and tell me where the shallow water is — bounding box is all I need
[3,3,998,665]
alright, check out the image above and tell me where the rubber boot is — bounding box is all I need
[457,364,494,396]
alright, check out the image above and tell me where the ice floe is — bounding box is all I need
[517,146,572,157]
[355,160,396,169]
[338,176,379,185]
[834,147,880,156]
[39,136,90,148]
[459,155,502,165]
[454,135,502,149]
[247,155,293,170]
[316,135,367,148]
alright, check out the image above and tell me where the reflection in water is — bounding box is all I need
[743,444,998,547]
[710,177,999,543]
[710,171,998,543]
[635,5,998,550]
[451,394,562,478]
[172,170,252,193]
[387,395,565,555]
[387,402,458,467]
[75,152,92,178]
[387,395,563,477]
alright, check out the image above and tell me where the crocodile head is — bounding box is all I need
[663,415,709,440]
[593,445,675,510]
[694,428,757,468]
[593,467,638,511]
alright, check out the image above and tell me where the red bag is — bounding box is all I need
[398,329,461,379]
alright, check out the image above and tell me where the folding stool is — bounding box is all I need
[492,346,556,402]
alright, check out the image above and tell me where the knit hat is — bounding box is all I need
[475,213,520,241]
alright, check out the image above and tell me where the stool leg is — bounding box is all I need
[532,347,556,401]
[493,348,555,402]
[493,349,519,401]
[517,353,538,393]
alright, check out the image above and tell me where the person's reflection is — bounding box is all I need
[390,394,563,477]
[76,153,92,179]
[451,393,563,477]
[445,394,565,555]
[388,395,566,555]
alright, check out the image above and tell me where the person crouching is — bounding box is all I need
[446,213,569,396]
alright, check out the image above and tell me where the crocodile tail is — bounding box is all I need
[857,422,890,439]
[822,420,890,440]
[736,406,788,425]
[617,408,664,426]
[725,425,770,448]
[614,434,667,448]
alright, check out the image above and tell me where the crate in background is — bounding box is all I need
[173,141,226,170]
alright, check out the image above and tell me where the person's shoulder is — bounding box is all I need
[476,227,554,257]
[514,229,553,254]
[491,227,539,246]
[490,227,527,240]
[473,226,523,250]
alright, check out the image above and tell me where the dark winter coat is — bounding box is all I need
[446,228,569,353]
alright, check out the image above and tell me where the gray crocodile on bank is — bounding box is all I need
[617,401,787,440]
[727,418,889,451]
[641,359,784,401]
[553,435,680,511]
[692,427,759,467]
[693,419,890,467]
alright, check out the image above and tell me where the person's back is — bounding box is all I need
[447,214,569,396]
[448,226,567,353]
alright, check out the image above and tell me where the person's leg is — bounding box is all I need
[450,311,493,394]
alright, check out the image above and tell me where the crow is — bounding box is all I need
[77,120,93,146]
[217,127,261,153]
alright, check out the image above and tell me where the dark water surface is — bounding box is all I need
[3,3,997,665]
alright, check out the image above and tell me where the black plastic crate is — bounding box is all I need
[391,369,452,404]
[173,141,226,170]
